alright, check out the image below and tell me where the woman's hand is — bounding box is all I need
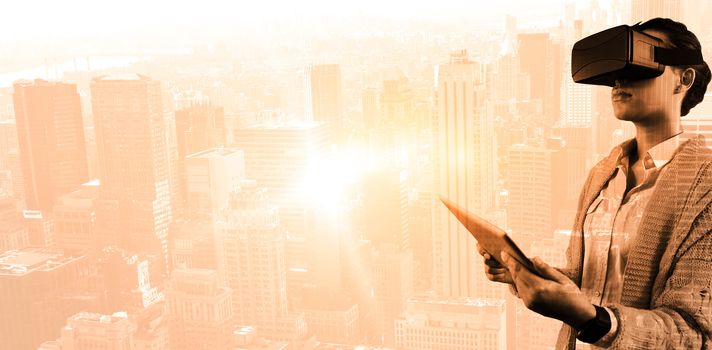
[500,251,596,330]
[477,243,514,284]
[477,244,518,296]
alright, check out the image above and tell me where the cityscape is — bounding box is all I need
[1,0,711,349]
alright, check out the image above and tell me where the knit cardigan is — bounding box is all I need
[555,135,712,349]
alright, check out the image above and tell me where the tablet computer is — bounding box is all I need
[440,196,541,277]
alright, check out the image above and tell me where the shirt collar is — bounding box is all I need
[613,131,682,171]
[646,132,682,169]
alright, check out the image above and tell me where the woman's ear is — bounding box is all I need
[675,68,696,94]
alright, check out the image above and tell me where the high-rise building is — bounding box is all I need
[517,34,562,123]
[12,79,89,212]
[493,54,521,103]
[506,144,553,237]
[433,50,497,298]
[91,74,173,270]
[361,168,409,251]
[57,312,137,350]
[232,122,329,236]
[376,72,419,168]
[371,246,413,347]
[185,148,245,215]
[166,268,234,350]
[175,103,227,214]
[0,247,90,350]
[563,78,594,126]
[173,148,241,275]
[562,21,594,127]
[175,103,227,159]
[408,188,433,292]
[216,180,309,342]
[395,296,507,350]
[379,73,414,129]
[306,64,344,130]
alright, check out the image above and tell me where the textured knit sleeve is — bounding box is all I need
[603,202,712,349]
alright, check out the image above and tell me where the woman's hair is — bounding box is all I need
[632,18,711,116]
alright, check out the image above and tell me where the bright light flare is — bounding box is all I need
[300,149,368,212]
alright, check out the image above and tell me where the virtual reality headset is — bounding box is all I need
[572,24,704,86]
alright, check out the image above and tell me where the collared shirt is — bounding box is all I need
[577,132,682,349]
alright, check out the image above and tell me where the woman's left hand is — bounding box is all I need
[500,251,597,330]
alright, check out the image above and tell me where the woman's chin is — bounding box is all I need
[612,106,639,122]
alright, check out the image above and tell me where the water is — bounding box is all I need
[0,55,143,87]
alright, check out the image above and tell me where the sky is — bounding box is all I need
[0,0,609,43]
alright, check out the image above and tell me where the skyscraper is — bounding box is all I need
[175,103,227,214]
[232,121,329,236]
[184,148,245,215]
[91,74,173,269]
[433,50,497,298]
[377,72,419,168]
[371,246,413,346]
[12,79,89,212]
[517,34,562,124]
[562,21,594,127]
[175,103,226,159]
[361,168,409,251]
[306,64,344,130]
[506,144,553,238]
[216,180,308,342]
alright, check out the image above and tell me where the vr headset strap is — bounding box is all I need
[654,47,704,65]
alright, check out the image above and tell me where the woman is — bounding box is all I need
[479,18,712,349]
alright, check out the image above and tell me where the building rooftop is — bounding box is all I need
[0,248,83,276]
[12,79,71,88]
[68,311,129,325]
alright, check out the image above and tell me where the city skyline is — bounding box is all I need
[1,0,711,349]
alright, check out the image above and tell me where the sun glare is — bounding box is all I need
[301,148,369,212]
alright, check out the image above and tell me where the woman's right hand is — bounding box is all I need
[477,243,515,286]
